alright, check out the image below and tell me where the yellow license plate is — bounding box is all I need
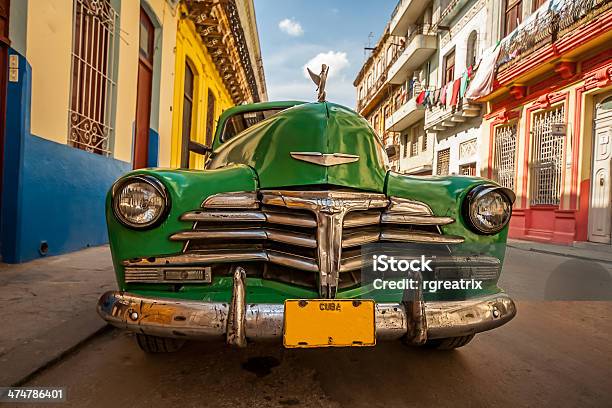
[283,299,376,348]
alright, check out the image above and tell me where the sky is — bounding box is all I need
[253,0,398,108]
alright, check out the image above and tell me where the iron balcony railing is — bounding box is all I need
[406,23,435,43]
[497,0,612,71]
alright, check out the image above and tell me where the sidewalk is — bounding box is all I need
[0,245,116,386]
[507,239,612,264]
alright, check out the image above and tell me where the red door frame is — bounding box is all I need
[133,7,155,169]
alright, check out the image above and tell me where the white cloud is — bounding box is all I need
[303,51,350,79]
[278,18,304,36]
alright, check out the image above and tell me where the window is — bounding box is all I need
[411,135,418,157]
[373,115,380,135]
[494,124,518,191]
[530,105,565,206]
[466,31,478,68]
[532,0,546,12]
[386,44,394,66]
[436,148,450,175]
[402,134,408,158]
[221,109,287,143]
[504,0,523,36]
[68,0,119,155]
[422,133,428,151]
[180,62,195,168]
[443,49,455,85]
[205,90,216,147]
[459,163,477,176]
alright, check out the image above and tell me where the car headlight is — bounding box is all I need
[112,175,169,229]
[464,185,515,235]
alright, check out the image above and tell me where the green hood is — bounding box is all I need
[207,102,389,192]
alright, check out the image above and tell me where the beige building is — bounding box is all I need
[354,1,439,175]
[0,0,266,263]
[353,25,403,170]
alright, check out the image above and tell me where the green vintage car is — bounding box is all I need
[97,99,517,352]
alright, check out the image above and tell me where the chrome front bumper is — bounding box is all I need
[97,269,516,346]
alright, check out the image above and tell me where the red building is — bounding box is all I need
[479,0,612,245]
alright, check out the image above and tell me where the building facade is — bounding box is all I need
[171,0,267,169]
[478,0,612,245]
[0,0,266,263]
[353,25,403,170]
[385,0,436,175]
[425,0,492,177]
[355,0,497,177]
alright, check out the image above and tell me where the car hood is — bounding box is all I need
[206,102,389,192]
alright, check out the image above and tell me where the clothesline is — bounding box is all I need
[408,64,475,110]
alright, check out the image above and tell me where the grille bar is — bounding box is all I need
[180,210,266,222]
[344,211,382,227]
[381,213,455,225]
[381,229,465,244]
[170,228,317,248]
[263,209,317,227]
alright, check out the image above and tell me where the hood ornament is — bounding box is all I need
[290,152,359,166]
[307,64,329,102]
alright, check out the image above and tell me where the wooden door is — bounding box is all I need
[133,8,154,169]
[0,0,10,217]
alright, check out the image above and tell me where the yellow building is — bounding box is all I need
[170,0,267,169]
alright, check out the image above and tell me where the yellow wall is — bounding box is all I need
[24,0,178,164]
[170,14,234,169]
[26,0,72,144]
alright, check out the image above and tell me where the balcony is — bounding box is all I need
[438,0,472,26]
[390,0,430,36]
[355,72,391,115]
[496,0,612,80]
[424,101,481,132]
[387,27,437,84]
[385,97,424,132]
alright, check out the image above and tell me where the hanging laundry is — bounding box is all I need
[465,43,502,101]
[446,82,454,106]
[433,88,441,105]
[440,84,448,105]
[460,71,469,98]
[423,90,431,108]
[416,91,426,104]
[450,78,461,107]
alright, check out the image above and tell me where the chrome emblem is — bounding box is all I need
[290,152,359,167]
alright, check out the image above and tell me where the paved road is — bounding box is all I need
[19,248,612,408]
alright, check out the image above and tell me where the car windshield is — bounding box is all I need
[221,108,286,142]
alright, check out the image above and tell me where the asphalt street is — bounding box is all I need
[16,247,612,408]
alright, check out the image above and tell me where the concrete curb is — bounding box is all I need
[0,317,109,386]
[507,240,612,264]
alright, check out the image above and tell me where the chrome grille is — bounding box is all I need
[124,190,473,296]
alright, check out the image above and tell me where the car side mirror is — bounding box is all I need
[188,140,211,156]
